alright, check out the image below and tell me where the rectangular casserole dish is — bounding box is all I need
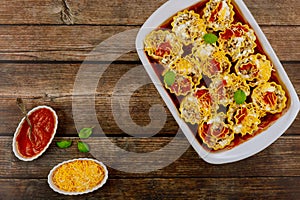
[136,0,300,164]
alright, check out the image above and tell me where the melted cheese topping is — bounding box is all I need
[144,30,183,66]
[172,10,207,45]
[169,57,193,75]
[227,103,261,136]
[219,23,257,61]
[198,114,235,150]
[201,50,231,78]
[210,74,250,106]
[203,0,235,31]
[165,73,193,96]
[235,53,273,86]
[252,82,287,114]
[52,160,105,193]
[180,94,204,124]
[168,56,203,87]
[193,42,217,60]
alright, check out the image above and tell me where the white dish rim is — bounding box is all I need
[47,158,109,195]
[136,0,300,164]
[12,105,58,161]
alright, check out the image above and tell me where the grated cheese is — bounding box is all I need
[52,160,105,192]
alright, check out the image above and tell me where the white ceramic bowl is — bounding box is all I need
[48,158,108,195]
[12,105,58,161]
[136,0,300,164]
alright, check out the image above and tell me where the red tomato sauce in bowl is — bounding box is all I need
[13,106,58,161]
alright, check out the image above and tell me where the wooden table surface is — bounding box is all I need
[0,0,299,199]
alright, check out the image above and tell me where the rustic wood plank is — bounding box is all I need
[0,62,298,136]
[1,136,299,178]
[0,0,298,26]
[0,25,137,61]
[0,26,298,62]
[0,62,178,136]
[0,1,298,199]
[0,177,299,200]
[1,94,298,136]
[0,62,298,98]
[243,0,300,26]
[0,96,179,137]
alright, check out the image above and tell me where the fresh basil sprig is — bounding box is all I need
[203,33,218,44]
[77,141,90,153]
[56,127,94,153]
[164,70,176,86]
[77,127,94,152]
[56,140,72,149]
[234,89,247,104]
[78,127,94,139]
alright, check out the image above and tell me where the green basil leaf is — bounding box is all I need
[234,89,247,104]
[164,70,176,86]
[203,33,218,44]
[56,140,72,149]
[78,127,94,139]
[78,141,90,153]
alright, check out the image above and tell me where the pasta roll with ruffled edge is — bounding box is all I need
[210,74,250,106]
[163,70,193,96]
[203,0,235,31]
[144,30,183,67]
[235,54,273,87]
[201,50,231,78]
[252,82,287,114]
[179,93,207,125]
[171,10,207,45]
[219,23,256,61]
[194,86,218,113]
[167,56,203,87]
[227,103,262,136]
[179,87,218,124]
[225,74,251,103]
[198,113,234,150]
[209,77,228,106]
[192,40,219,62]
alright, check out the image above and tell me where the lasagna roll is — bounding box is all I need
[198,113,234,150]
[144,30,183,66]
[203,0,235,31]
[235,54,272,87]
[227,103,262,136]
[194,87,218,113]
[201,50,231,78]
[219,23,256,61]
[179,94,205,124]
[164,70,193,96]
[192,40,219,61]
[172,10,207,45]
[180,87,217,124]
[169,56,202,87]
[252,82,287,114]
[210,74,250,106]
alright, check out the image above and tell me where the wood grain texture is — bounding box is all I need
[0,61,298,136]
[0,62,298,98]
[0,26,298,62]
[0,177,299,200]
[1,136,299,178]
[0,0,299,199]
[0,0,298,25]
[0,95,299,136]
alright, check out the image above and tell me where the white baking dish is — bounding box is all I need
[136,0,300,164]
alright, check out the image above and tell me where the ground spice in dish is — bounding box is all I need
[16,108,56,158]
